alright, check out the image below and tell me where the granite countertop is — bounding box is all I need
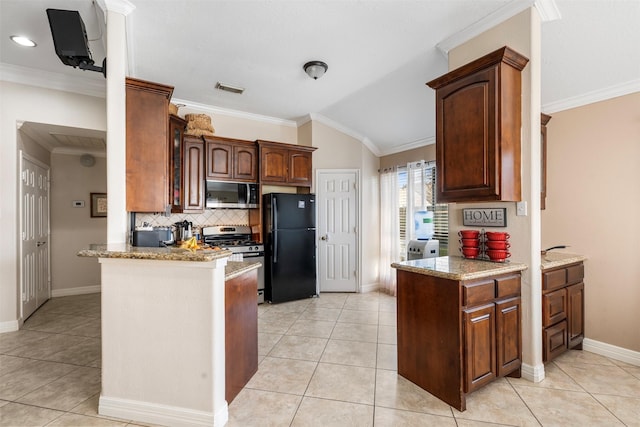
[77,243,232,262]
[225,261,262,281]
[541,252,586,270]
[392,256,527,281]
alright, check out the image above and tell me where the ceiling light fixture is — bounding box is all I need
[215,82,245,94]
[10,35,36,47]
[304,61,328,80]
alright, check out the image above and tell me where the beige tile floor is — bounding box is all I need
[1,292,639,426]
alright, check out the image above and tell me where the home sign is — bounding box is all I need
[462,208,507,227]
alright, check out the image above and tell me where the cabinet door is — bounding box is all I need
[233,144,258,182]
[169,115,187,213]
[543,320,568,362]
[463,303,496,393]
[543,288,567,327]
[567,283,584,349]
[126,78,172,212]
[206,141,233,179]
[260,146,288,183]
[496,297,521,377]
[288,150,313,186]
[436,67,498,202]
[183,138,204,212]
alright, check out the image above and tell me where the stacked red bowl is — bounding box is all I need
[458,229,480,259]
[484,231,511,262]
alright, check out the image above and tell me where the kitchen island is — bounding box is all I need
[78,244,258,427]
[391,256,527,411]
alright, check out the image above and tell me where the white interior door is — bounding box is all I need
[317,170,358,292]
[20,154,50,320]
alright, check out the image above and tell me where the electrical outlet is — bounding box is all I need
[516,201,527,216]
[72,200,85,208]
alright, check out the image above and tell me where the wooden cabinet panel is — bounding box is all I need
[260,145,288,183]
[544,320,568,362]
[206,142,233,179]
[289,150,313,185]
[427,46,529,203]
[234,144,258,181]
[183,137,204,211]
[225,269,258,403]
[496,275,521,298]
[543,288,567,327]
[567,264,584,285]
[126,78,173,213]
[543,268,567,291]
[496,297,521,377]
[462,279,495,306]
[567,283,584,348]
[463,304,496,393]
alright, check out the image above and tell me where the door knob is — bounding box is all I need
[320,234,329,241]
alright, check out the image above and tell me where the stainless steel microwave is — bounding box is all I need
[205,181,258,209]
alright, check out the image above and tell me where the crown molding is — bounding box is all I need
[172,97,297,128]
[379,136,436,157]
[542,79,640,114]
[308,113,381,157]
[96,0,136,17]
[0,63,106,99]
[436,0,560,56]
[52,147,107,157]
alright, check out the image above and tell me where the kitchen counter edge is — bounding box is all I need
[541,252,587,270]
[225,261,262,281]
[392,256,527,281]
[77,244,232,262]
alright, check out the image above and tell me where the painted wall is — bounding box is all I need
[379,144,436,170]
[542,92,640,352]
[447,8,544,376]
[0,81,106,328]
[310,120,381,291]
[50,153,107,295]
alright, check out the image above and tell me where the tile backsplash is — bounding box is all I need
[135,209,249,229]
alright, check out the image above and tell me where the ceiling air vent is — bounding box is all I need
[215,82,244,94]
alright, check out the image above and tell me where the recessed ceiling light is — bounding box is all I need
[10,35,37,47]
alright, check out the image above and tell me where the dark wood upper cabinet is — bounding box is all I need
[257,140,317,187]
[126,77,173,213]
[541,113,552,210]
[427,46,529,203]
[169,117,204,213]
[204,136,258,182]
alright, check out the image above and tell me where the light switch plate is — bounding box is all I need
[516,201,527,216]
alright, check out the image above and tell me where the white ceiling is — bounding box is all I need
[1,0,639,156]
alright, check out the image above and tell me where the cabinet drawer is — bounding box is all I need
[543,289,567,327]
[463,280,495,306]
[543,268,567,291]
[496,275,521,298]
[567,264,584,285]
[543,320,568,362]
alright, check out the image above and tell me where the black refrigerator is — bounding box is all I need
[263,193,317,303]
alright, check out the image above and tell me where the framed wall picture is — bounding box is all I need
[90,193,107,217]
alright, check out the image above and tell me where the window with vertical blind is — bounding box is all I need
[398,161,448,260]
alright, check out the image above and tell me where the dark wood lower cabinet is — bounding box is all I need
[225,269,258,403]
[542,261,585,362]
[396,269,522,411]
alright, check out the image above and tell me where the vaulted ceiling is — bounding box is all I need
[1,0,639,155]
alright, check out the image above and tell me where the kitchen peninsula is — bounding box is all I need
[78,245,256,427]
[392,256,527,411]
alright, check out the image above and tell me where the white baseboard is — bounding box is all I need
[51,285,101,297]
[521,362,546,383]
[99,395,228,427]
[0,320,19,333]
[583,338,640,367]
[361,282,380,293]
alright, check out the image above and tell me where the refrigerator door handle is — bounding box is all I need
[273,197,278,231]
[273,230,278,264]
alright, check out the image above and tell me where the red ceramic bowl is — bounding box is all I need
[485,231,510,241]
[460,238,480,247]
[485,240,511,250]
[458,230,480,239]
[487,250,511,261]
[460,246,480,258]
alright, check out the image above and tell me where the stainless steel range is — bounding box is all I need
[202,225,265,304]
